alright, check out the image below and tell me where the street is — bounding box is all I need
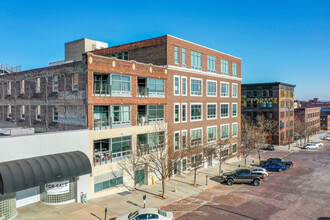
[163,142,330,220]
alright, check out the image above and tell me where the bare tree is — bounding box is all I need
[294,116,307,146]
[240,116,258,167]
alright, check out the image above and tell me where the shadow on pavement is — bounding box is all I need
[90,213,102,220]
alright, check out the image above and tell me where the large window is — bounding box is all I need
[207,126,217,143]
[191,104,202,121]
[221,145,230,158]
[112,74,130,95]
[221,59,229,75]
[207,56,216,73]
[182,103,187,122]
[220,124,229,139]
[191,128,202,146]
[148,105,164,122]
[207,104,217,119]
[137,132,164,154]
[220,103,229,118]
[174,46,179,64]
[232,123,238,137]
[174,76,180,95]
[232,83,238,98]
[191,51,202,70]
[191,78,202,96]
[111,136,132,159]
[191,154,203,168]
[182,130,187,149]
[181,77,187,96]
[182,48,186,67]
[207,81,217,96]
[111,105,130,125]
[232,103,237,117]
[174,131,180,151]
[232,62,237,77]
[94,172,123,193]
[94,106,110,128]
[220,82,229,97]
[232,143,238,154]
[174,104,180,123]
[147,78,164,96]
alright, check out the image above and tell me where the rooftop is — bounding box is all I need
[242,82,296,87]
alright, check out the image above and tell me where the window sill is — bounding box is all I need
[207,117,217,120]
[190,119,203,122]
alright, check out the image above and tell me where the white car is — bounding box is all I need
[251,167,268,177]
[116,208,174,220]
[303,143,319,149]
[322,136,330,141]
[312,142,323,147]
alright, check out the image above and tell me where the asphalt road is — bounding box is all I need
[163,142,330,220]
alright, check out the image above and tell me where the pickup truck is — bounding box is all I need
[221,169,265,186]
[260,158,294,169]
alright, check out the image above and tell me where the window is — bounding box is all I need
[20,80,25,94]
[53,75,59,92]
[190,78,202,96]
[94,173,123,192]
[221,145,230,158]
[112,74,130,95]
[182,103,187,122]
[148,78,164,96]
[191,154,203,168]
[220,82,229,97]
[72,73,78,91]
[232,83,238,98]
[111,136,132,159]
[7,105,11,119]
[35,78,41,93]
[36,105,41,121]
[148,105,164,122]
[21,105,25,120]
[182,48,186,67]
[207,81,217,96]
[207,126,217,143]
[123,51,128,60]
[181,77,187,96]
[137,132,164,154]
[191,51,202,70]
[53,106,59,122]
[174,76,180,95]
[220,103,229,118]
[207,56,216,73]
[232,103,238,117]
[232,62,237,77]
[221,59,229,75]
[232,123,238,137]
[7,82,11,95]
[220,124,229,139]
[269,101,273,108]
[174,131,180,151]
[174,46,179,64]
[232,143,238,154]
[111,105,130,125]
[207,104,217,119]
[182,130,187,149]
[174,104,180,123]
[191,128,202,146]
[263,101,267,108]
[191,104,202,121]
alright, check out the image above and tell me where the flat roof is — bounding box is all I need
[242,82,296,87]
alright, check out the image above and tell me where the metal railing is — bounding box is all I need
[93,83,131,96]
[0,63,22,73]
[94,118,131,130]
[138,87,164,97]
[137,116,164,126]
[137,144,164,156]
[93,150,131,166]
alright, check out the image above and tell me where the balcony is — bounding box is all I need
[94,118,131,130]
[93,150,131,166]
[137,105,164,126]
[137,144,164,156]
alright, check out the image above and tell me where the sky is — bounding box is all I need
[1,0,329,101]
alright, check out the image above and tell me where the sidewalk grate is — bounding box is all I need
[117,191,132,196]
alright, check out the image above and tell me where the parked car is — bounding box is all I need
[303,143,319,149]
[262,163,287,172]
[264,145,275,151]
[321,136,330,141]
[260,158,294,169]
[221,169,265,186]
[312,142,323,147]
[115,208,174,220]
[251,167,268,176]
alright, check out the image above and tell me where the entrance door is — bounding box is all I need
[135,169,145,186]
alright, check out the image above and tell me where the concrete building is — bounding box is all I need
[0,128,90,220]
[294,107,321,136]
[241,82,296,145]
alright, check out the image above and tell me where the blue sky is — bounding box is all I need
[1,0,329,100]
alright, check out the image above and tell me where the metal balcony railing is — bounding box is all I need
[94,118,131,130]
[137,116,164,126]
[138,87,164,97]
[93,150,131,166]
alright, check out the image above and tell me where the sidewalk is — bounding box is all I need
[16,151,286,220]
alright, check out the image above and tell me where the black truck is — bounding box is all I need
[260,158,294,169]
[221,169,265,186]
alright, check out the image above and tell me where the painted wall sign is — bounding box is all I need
[45,180,69,195]
[241,95,278,107]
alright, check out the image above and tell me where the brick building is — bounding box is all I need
[294,107,321,136]
[321,111,330,130]
[241,82,295,145]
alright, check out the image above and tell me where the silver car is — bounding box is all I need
[303,143,319,149]
[116,208,174,220]
[251,167,268,177]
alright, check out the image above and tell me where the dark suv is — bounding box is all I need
[260,158,294,169]
[221,169,265,186]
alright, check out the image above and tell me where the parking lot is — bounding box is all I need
[163,141,330,220]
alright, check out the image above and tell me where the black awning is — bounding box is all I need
[0,151,91,195]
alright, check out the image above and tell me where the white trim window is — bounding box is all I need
[181,76,187,96]
[207,55,216,73]
[21,105,25,120]
[190,103,202,121]
[174,75,180,96]
[232,62,237,77]
[220,124,229,140]
[35,78,41,93]
[111,105,131,126]
[190,78,202,96]
[7,82,11,95]
[191,153,203,168]
[220,103,229,118]
[221,59,229,75]
[174,131,180,151]
[182,103,187,122]
[111,74,131,96]
[191,51,202,70]
[220,82,229,97]
[232,142,238,154]
[232,83,238,98]
[232,123,238,137]
[174,46,179,64]
[20,80,25,94]
[182,48,186,67]
[190,128,202,146]
[207,126,217,143]
[53,75,59,92]
[220,144,230,158]
[207,80,217,97]
[232,103,238,117]
[182,130,187,149]
[207,103,217,120]
[174,103,180,123]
